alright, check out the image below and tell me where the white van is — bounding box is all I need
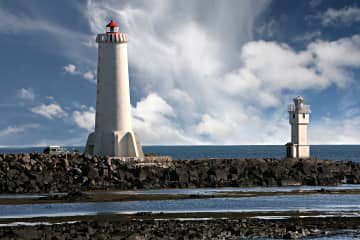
[43,145,68,155]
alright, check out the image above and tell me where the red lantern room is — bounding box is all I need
[106,20,119,34]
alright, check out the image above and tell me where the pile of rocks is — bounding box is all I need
[0,153,359,193]
[0,217,358,239]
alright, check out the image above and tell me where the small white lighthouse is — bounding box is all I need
[85,20,144,157]
[286,96,311,159]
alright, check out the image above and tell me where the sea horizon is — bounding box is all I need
[1,145,359,162]
[1,144,359,148]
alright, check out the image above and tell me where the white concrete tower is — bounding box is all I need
[286,96,311,159]
[85,20,144,157]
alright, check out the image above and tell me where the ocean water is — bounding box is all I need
[2,193,360,219]
[0,145,359,162]
[1,185,360,199]
[1,193,360,240]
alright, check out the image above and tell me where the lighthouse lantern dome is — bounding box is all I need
[106,20,119,33]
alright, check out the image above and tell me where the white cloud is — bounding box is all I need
[0,124,39,138]
[72,107,95,130]
[64,64,77,74]
[71,94,199,144]
[83,1,360,145]
[1,1,359,146]
[308,35,360,86]
[31,103,67,119]
[46,96,55,101]
[82,71,96,82]
[217,37,360,108]
[64,63,96,83]
[320,6,360,26]
[132,93,199,145]
[17,88,35,101]
[310,115,360,144]
[196,114,236,140]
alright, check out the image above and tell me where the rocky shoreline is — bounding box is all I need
[1,215,360,239]
[1,153,360,193]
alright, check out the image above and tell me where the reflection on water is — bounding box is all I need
[2,185,360,199]
[0,194,48,199]
[1,194,360,219]
[237,230,360,240]
[112,184,360,195]
[309,230,360,240]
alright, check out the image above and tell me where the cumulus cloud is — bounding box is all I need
[320,6,360,26]
[83,1,360,144]
[31,103,67,119]
[310,115,360,144]
[132,93,199,145]
[221,35,360,105]
[72,107,95,130]
[64,64,77,74]
[71,94,198,144]
[82,71,96,83]
[17,88,35,101]
[196,114,237,140]
[1,1,359,146]
[0,124,39,138]
[83,71,94,80]
[64,63,96,83]
[308,35,360,86]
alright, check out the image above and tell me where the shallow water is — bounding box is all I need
[112,184,360,195]
[1,185,360,199]
[0,194,48,199]
[1,194,360,219]
[254,232,360,240]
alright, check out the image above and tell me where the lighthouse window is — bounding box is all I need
[293,114,295,119]
[303,113,305,119]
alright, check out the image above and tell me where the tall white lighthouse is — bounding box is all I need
[85,20,144,157]
[286,96,311,159]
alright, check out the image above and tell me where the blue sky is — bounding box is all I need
[0,0,359,146]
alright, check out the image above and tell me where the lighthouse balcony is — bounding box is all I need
[96,33,128,43]
[288,104,311,113]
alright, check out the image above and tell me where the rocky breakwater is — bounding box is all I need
[0,153,360,193]
[1,217,360,239]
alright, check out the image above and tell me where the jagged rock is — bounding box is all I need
[2,217,348,240]
[87,166,99,180]
[7,169,19,178]
[0,153,359,193]
[20,154,31,164]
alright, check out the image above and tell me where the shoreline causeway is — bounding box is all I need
[1,153,360,194]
